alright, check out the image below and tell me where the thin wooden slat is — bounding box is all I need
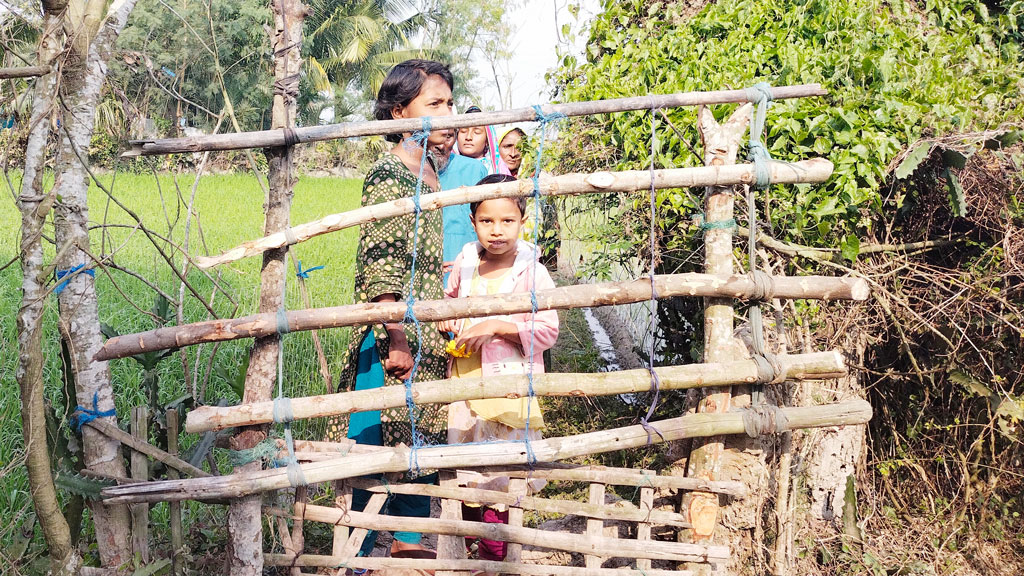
[124,84,825,157]
[504,477,528,563]
[0,65,51,79]
[166,409,184,576]
[185,351,848,433]
[265,553,696,575]
[346,477,692,528]
[271,505,728,563]
[636,470,655,571]
[130,407,150,563]
[437,470,469,576]
[85,418,209,478]
[331,481,351,560]
[586,482,607,568]
[101,400,873,504]
[340,492,387,557]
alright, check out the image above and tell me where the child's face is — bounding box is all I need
[458,126,488,158]
[391,74,453,147]
[498,131,523,172]
[471,199,526,257]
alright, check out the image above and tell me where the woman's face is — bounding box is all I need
[498,130,523,172]
[458,126,488,158]
[391,74,453,146]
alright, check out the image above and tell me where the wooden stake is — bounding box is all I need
[331,481,351,558]
[265,553,695,575]
[504,478,528,563]
[166,409,184,576]
[101,401,872,504]
[124,84,825,157]
[185,351,847,433]
[194,160,833,269]
[270,505,729,563]
[437,470,468,576]
[130,407,150,563]
[684,104,752,547]
[291,486,307,576]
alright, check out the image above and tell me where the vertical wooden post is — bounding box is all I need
[636,470,655,571]
[166,409,184,575]
[682,105,752,555]
[504,477,528,563]
[585,482,606,568]
[226,0,306,574]
[130,406,150,563]
[437,470,469,576]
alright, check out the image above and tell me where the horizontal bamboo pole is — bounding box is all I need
[475,464,747,496]
[266,505,728,563]
[101,400,872,504]
[124,84,825,157]
[196,159,833,269]
[0,65,51,79]
[264,553,694,575]
[346,477,693,527]
[97,270,862,362]
[186,351,846,433]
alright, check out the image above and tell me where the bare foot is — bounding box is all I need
[390,540,434,557]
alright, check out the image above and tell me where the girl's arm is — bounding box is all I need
[510,267,559,354]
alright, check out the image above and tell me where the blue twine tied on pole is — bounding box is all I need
[521,104,566,467]
[71,392,116,432]
[401,116,434,475]
[640,101,664,444]
[745,82,774,189]
[55,264,95,295]
[295,260,324,279]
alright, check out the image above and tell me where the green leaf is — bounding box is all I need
[940,147,968,169]
[945,165,966,217]
[132,559,172,576]
[841,233,860,262]
[893,142,932,179]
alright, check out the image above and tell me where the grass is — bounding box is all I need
[0,170,362,567]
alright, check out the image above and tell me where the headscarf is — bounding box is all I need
[462,105,510,176]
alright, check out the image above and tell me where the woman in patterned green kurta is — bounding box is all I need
[337,59,454,559]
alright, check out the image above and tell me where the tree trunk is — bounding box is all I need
[227,1,305,573]
[16,12,79,575]
[49,0,140,567]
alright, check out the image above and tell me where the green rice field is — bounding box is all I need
[0,171,363,562]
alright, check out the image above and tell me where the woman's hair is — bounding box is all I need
[471,174,525,215]
[375,59,454,143]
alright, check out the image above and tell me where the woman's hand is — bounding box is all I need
[384,328,414,380]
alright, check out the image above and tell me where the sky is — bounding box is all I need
[471,0,603,111]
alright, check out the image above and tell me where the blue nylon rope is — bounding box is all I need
[640,102,665,444]
[55,264,95,295]
[71,392,116,432]
[401,116,434,474]
[273,253,306,486]
[521,105,566,467]
[295,260,324,279]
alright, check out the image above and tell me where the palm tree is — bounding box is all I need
[303,0,432,123]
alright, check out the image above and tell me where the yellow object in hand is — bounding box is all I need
[445,339,471,358]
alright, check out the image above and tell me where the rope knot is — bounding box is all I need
[410,116,433,146]
[742,404,789,438]
[531,105,566,125]
[70,392,116,433]
[55,264,95,295]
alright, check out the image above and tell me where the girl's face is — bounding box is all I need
[498,130,523,172]
[458,126,488,158]
[391,74,453,147]
[470,198,526,258]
